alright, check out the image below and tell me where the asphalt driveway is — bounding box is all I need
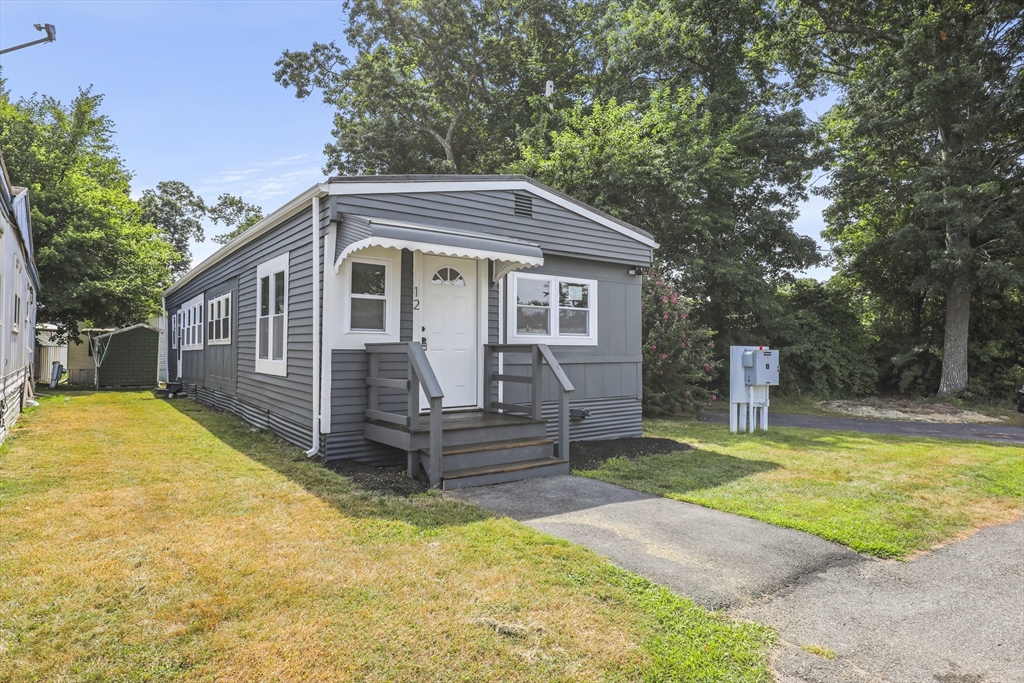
[699,410,1024,444]
[452,476,1024,683]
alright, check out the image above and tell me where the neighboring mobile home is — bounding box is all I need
[164,175,655,488]
[0,156,39,446]
[34,324,68,383]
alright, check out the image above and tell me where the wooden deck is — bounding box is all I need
[363,409,567,489]
[362,342,574,489]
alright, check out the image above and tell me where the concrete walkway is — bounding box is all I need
[452,476,1024,683]
[451,475,862,609]
[699,410,1024,445]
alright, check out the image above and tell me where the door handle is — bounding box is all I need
[421,337,428,350]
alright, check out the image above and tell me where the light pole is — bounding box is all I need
[0,24,57,55]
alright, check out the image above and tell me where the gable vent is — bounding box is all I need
[513,192,533,218]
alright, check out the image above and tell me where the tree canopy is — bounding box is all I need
[0,84,177,342]
[787,0,1024,397]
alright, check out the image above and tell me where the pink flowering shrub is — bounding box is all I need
[642,266,720,414]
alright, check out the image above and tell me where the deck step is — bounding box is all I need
[365,412,547,451]
[422,437,554,471]
[440,458,570,490]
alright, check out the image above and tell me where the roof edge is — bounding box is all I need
[164,183,328,299]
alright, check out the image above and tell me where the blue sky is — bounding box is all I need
[1,0,834,279]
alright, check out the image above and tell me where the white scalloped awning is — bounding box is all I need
[334,217,543,282]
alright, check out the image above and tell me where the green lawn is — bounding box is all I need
[0,391,773,682]
[578,419,1023,559]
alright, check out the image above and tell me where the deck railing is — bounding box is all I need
[482,343,575,460]
[364,342,444,486]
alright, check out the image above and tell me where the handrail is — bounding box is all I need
[406,342,444,399]
[535,344,575,392]
[483,343,574,462]
[365,341,444,487]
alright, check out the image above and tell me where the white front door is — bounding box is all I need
[421,255,478,408]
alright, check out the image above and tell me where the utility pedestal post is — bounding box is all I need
[729,346,779,433]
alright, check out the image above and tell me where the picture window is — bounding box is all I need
[509,273,597,345]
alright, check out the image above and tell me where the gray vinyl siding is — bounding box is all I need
[330,190,653,267]
[501,256,643,439]
[327,349,403,464]
[201,276,237,394]
[400,250,413,342]
[166,202,330,451]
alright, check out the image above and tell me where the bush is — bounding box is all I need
[768,280,878,397]
[642,268,720,414]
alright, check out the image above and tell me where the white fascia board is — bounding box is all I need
[165,183,329,298]
[326,180,659,249]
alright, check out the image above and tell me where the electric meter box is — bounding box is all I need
[743,349,779,386]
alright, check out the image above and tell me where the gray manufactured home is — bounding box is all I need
[163,176,655,489]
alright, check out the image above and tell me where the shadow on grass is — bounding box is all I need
[659,415,960,452]
[584,447,781,497]
[165,398,494,531]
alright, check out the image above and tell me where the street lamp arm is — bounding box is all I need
[0,23,56,55]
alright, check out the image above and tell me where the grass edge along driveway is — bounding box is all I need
[0,391,773,682]
[579,418,1023,559]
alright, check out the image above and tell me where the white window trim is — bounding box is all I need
[506,272,598,346]
[171,313,177,350]
[345,255,393,334]
[12,293,20,334]
[256,252,289,376]
[207,292,232,346]
[180,293,205,351]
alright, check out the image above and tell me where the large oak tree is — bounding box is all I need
[785,0,1024,397]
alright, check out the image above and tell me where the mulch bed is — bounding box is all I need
[327,459,428,497]
[569,437,690,471]
[327,436,691,496]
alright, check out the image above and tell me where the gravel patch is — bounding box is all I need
[818,398,1001,424]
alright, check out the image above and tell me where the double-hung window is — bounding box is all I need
[179,293,204,350]
[256,253,288,375]
[348,258,389,332]
[207,293,232,345]
[508,272,598,345]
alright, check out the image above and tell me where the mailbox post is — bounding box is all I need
[729,346,779,433]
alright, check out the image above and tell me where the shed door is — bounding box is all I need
[421,255,478,409]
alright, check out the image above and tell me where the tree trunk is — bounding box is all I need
[937,284,969,398]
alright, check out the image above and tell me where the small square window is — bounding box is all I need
[349,258,389,332]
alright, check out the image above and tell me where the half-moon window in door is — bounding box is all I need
[431,267,466,286]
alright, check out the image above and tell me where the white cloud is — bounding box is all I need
[185,152,327,268]
[196,152,326,205]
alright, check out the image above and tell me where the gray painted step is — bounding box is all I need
[441,458,571,490]
[420,437,554,471]
[364,417,548,454]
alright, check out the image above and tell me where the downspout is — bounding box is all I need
[306,193,322,457]
[161,295,166,386]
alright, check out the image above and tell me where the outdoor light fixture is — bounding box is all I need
[0,23,57,55]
